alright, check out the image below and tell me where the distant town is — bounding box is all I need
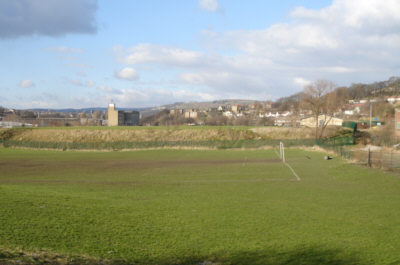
[1,77,400,137]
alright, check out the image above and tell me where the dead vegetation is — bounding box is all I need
[0,127,339,143]
[250,126,340,139]
[0,247,118,265]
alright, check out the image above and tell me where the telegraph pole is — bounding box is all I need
[369,101,372,129]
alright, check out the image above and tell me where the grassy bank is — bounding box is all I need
[1,148,399,264]
[0,126,340,143]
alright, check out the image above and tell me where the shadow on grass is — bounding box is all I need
[215,247,362,265]
[157,246,364,265]
[1,246,364,265]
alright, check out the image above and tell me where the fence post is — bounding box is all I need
[391,150,393,169]
[368,148,371,167]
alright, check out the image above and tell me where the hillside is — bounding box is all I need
[274,76,400,111]
[162,99,261,110]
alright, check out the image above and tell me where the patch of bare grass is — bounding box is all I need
[0,247,116,265]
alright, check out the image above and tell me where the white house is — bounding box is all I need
[223,111,233,117]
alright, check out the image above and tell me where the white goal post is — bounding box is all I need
[277,141,300,181]
[279,141,285,162]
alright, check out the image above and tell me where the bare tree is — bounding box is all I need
[92,111,101,119]
[302,80,336,139]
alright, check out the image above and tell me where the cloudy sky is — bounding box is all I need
[1,0,400,109]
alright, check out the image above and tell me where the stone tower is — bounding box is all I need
[107,102,119,126]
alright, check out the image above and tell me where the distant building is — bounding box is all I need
[263,102,272,109]
[184,110,198,119]
[274,117,300,127]
[170,109,183,115]
[107,103,140,126]
[300,115,343,128]
[395,108,400,136]
[223,111,233,117]
[231,104,243,113]
[344,106,360,116]
[0,121,33,128]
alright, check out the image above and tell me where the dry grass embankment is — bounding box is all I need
[0,247,114,265]
[0,126,340,143]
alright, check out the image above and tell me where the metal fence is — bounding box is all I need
[346,148,400,169]
[0,136,356,151]
[316,136,400,170]
[369,136,400,147]
[0,138,319,150]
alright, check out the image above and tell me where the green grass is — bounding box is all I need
[0,148,400,264]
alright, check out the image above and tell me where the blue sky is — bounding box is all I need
[0,0,399,109]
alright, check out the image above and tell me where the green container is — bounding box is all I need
[342,121,357,131]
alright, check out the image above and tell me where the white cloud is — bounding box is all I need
[67,63,92,69]
[97,85,121,94]
[108,88,216,108]
[69,80,84,86]
[115,67,139,81]
[196,0,400,96]
[86,80,95,87]
[76,71,87,77]
[69,79,96,87]
[119,44,204,67]
[199,0,220,12]
[180,71,267,94]
[13,100,59,109]
[290,0,400,34]
[19,79,35,88]
[293,77,311,89]
[46,46,85,53]
[109,0,400,103]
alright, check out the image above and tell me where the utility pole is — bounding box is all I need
[369,102,372,129]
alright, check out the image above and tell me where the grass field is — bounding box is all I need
[1,147,400,264]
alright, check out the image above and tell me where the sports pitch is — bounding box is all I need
[0,147,400,264]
